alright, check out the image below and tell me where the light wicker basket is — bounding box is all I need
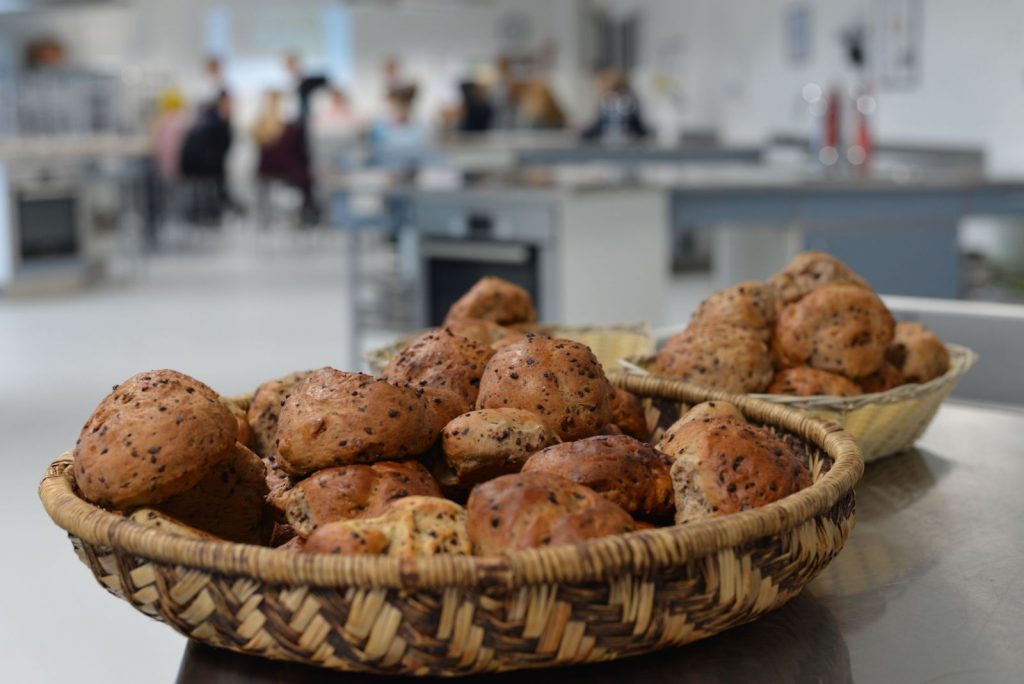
[364,322,655,376]
[621,344,976,463]
[39,374,862,677]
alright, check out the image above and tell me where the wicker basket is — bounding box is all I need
[621,344,976,463]
[39,374,862,676]
[364,322,654,376]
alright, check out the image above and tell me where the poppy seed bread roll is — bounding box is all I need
[466,471,635,555]
[857,362,905,394]
[283,460,441,538]
[441,408,559,486]
[655,325,773,393]
[664,417,811,525]
[156,443,268,544]
[769,251,871,307]
[382,329,495,425]
[608,387,650,441]
[767,367,862,397]
[73,369,237,509]
[689,280,776,340]
[275,368,439,475]
[521,435,673,519]
[245,370,312,459]
[773,284,894,379]
[444,277,537,326]
[303,496,471,558]
[886,322,950,384]
[476,336,612,441]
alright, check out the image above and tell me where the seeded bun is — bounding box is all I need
[441,408,558,486]
[304,496,471,558]
[767,367,862,397]
[476,336,612,441]
[466,472,635,555]
[275,368,439,475]
[443,277,537,326]
[773,284,894,378]
[886,322,950,383]
[283,460,441,538]
[521,435,673,519]
[73,370,237,509]
[655,325,773,393]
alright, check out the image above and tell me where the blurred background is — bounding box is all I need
[3,1,1024,681]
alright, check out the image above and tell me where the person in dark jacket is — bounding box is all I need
[284,52,329,224]
[179,90,238,221]
[458,81,494,132]
[581,69,649,142]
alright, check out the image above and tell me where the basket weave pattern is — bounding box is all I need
[40,375,862,676]
[623,344,976,463]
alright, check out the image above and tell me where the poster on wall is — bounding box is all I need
[874,0,922,89]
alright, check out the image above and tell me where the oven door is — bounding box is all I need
[15,186,82,263]
[420,238,539,326]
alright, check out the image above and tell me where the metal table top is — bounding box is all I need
[176,401,1024,683]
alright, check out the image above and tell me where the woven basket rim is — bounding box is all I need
[363,321,654,369]
[38,375,863,590]
[620,343,976,411]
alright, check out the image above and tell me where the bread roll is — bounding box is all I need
[283,460,441,538]
[666,418,811,524]
[444,276,537,326]
[221,398,253,449]
[275,369,438,475]
[608,387,649,441]
[655,325,773,393]
[304,496,472,558]
[886,322,950,383]
[690,280,776,339]
[441,408,558,486]
[857,362,905,393]
[73,369,237,509]
[769,251,871,307]
[773,284,894,378]
[476,335,612,441]
[521,435,673,519]
[246,370,312,458]
[767,367,862,397]
[156,443,268,544]
[466,472,635,555]
[382,329,495,426]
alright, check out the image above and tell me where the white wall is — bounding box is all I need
[601,0,1024,171]
[0,0,577,126]
[6,0,1024,171]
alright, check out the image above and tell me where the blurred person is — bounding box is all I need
[284,51,329,125]
[143,87,191,244]
[383,55,412,100]
[197,56,228,110]
[151,88,190,184]
[312,86,361,136]
[180,90,240,222]
[515,80,567,130]
[458,81,494,132]
[284,52,330,224]
[369,86,425,169]
[252,89,314,227]
[489,55,519,129]
[581,69,649,143]
[252,89,286,173]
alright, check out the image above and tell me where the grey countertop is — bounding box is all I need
[176,400,1024,683]
[324,163,1024,200]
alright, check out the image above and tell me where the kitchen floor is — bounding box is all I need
[0,227,712,683]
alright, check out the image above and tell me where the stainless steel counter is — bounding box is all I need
[176,400,1024,683]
